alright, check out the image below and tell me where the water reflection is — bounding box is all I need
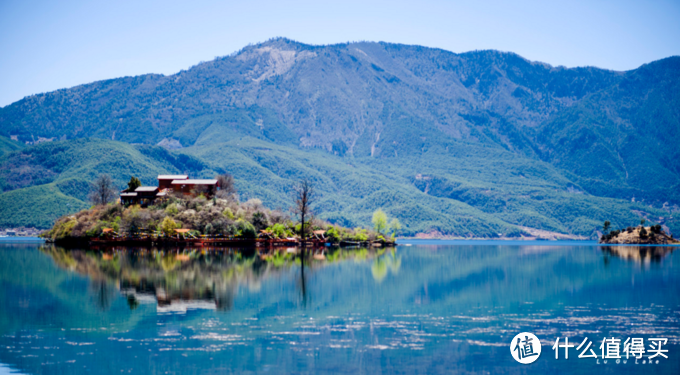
[600,245,676,263]
[39,245,398,313]
[1,242,679,374]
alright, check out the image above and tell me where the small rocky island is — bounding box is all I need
[599,221,679,245]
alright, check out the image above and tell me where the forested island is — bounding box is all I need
[44,174,400,248]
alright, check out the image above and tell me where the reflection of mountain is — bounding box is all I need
[600,246,676,263]
[40,245,393,312]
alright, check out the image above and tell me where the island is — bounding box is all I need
[599,220,679,245]
[44,174,399,248]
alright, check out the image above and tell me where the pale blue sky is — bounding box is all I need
[1,0,679,107]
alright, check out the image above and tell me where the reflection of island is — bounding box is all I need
[600,246,676,263]
[40,245,399,312]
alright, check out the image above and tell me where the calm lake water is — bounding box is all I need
[0,240,678,374]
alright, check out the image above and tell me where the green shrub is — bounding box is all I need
[269,223,289,238]
[165,204,179,216]
[237,220,257,238]
[223,207,235,219]
[161,217,177,236]
[325,227,340,243]
[353,228,369,242]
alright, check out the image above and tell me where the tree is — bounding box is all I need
[389,218,402,239]
[216,174,237,200]
[252,211,270,231]
[161,217,178,236]
[372,209,388,235]
[639,226,648,238]
[640,219,646,227]
[127,176,141,192]
[603,220,611,235]
[89,174,117,205]
[292,179,314,241]
[236,220,257,238]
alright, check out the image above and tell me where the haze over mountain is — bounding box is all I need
[1,38,678,236]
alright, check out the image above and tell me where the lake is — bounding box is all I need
[0,240,678,374]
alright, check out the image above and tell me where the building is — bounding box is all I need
[119,175,219,206]
[158,175,188,189]
[135,186,160,206]
[120,192,138,205]
[171,179,219,196]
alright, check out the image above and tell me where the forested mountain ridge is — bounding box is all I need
[0,38,678,235]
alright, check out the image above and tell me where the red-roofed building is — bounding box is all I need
[158,175,188,189]
[120,175,219,205]
[171,179,219,196]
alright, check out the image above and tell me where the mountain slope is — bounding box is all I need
[537,57,680,204]
[0,39,678,234]
[0,135,23,157]
[0,137,674,237]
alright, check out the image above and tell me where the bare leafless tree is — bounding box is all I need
[216,173,237,200]
[291,179,315,241]
[89,174,117,205]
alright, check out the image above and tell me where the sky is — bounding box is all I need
[0,0,679,107]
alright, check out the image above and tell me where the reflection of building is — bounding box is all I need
[120,283,223,313]
[119,175,218,206]
[601,246,675,263]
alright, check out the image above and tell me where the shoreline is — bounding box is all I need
[4,237,679,248]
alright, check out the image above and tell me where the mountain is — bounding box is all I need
[0,135,23,157]
[0,38,678,236]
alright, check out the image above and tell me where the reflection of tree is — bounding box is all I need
[127,294,139,310]
[371,249,401,282]
[89,279,116,311]
[40,245,398,312]
[600,246,675,263]
[297,254,309,308]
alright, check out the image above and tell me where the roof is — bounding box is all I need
[135,186,159,192]
[120,192,138,197]
[175,229,192,233]
[157,191,167,197]
[171,179,218,185]
[313,230,326,235]
[158,175,188,180]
